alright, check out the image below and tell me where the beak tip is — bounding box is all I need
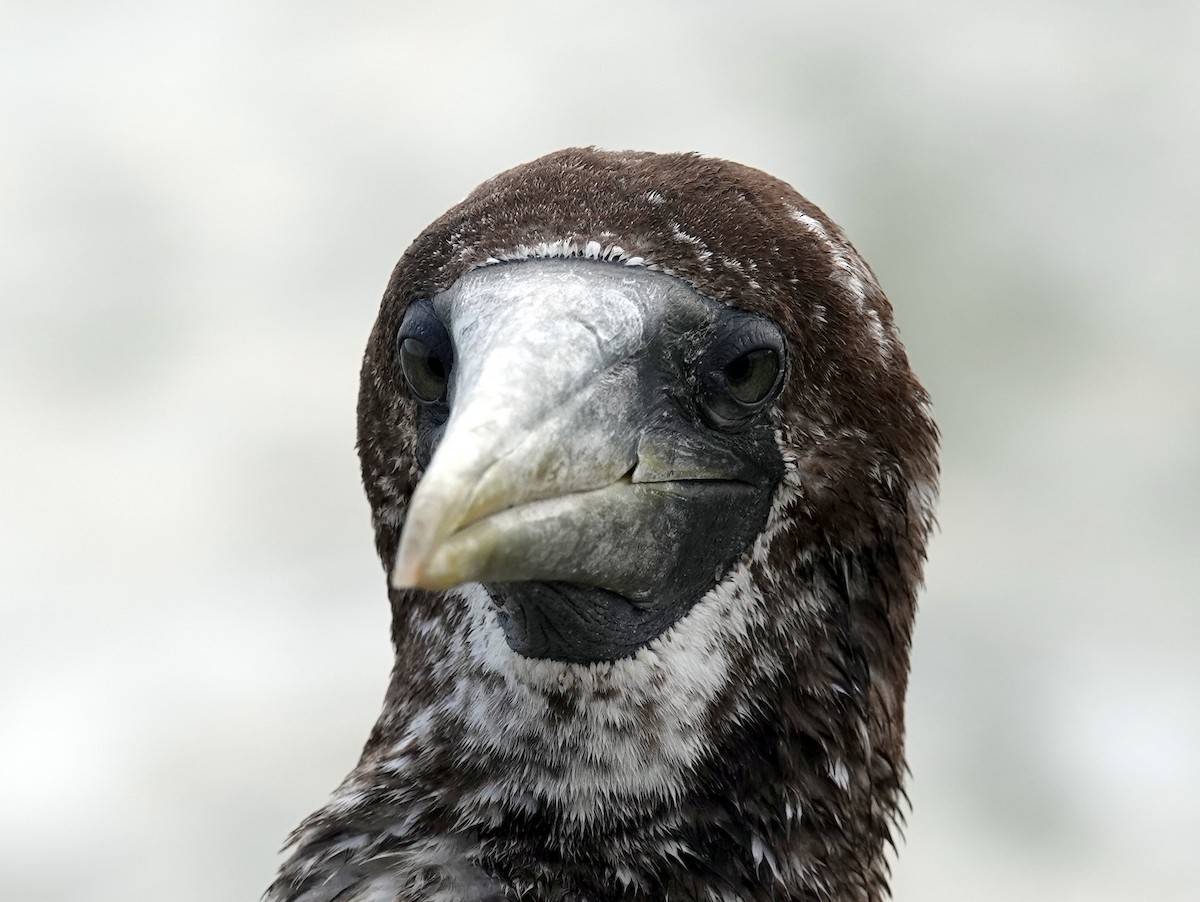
[389,558,421,591]
[390,553,456,593]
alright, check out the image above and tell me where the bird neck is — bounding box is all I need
[348,556,902,900]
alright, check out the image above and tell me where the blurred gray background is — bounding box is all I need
[2,1,1197,899]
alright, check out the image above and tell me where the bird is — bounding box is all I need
[265,148,939,902]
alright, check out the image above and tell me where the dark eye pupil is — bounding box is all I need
[725,354,752,383]
[400,338,448,402]
[724,348,779,403]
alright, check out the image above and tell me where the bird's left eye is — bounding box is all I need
[396,299,453,406]
[697,313,787,428]
[724,348,780,404]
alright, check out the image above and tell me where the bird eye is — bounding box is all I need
[399,338,448,402]
[724,349,780,404]
[698,313,786,428]
[396,299,453,406]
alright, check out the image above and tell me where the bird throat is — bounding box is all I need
[485,581,704,663]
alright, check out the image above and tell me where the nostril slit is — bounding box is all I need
[621,459,638,484]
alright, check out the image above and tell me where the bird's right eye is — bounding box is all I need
[396,299,453,406]
[399,338,448,402]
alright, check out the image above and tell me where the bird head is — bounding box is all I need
[358,149,936,673]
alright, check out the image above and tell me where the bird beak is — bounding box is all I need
[388,262,764,598]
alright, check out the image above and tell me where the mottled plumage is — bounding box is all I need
[267,148,938,902]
